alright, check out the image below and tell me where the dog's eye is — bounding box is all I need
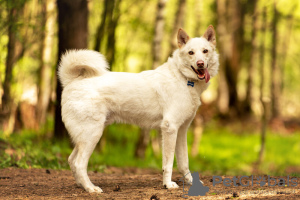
[188,51,194,55]
[203,49,208,53]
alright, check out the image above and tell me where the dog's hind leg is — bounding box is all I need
[68,145,78,179]
[70,121,105,193]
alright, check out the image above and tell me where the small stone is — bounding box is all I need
[150,194,160,200]
[113,185,121,192]
[278,181,284,186]
[233,192,239,197]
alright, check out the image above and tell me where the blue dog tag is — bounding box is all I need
[187,81,194,87]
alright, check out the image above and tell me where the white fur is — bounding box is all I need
[58,50,109,87]
[59,31,219,193]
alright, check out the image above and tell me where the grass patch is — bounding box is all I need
[189,124,300,175]
[1,123,299,176]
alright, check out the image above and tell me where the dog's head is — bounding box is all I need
[176,25,219,83]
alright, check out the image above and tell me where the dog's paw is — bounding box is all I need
[185,174,193,185]
[85,185,103,193]
[185,179,193,186]
[164,181,179,189]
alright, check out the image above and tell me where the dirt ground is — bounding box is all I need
[0,167,299,200]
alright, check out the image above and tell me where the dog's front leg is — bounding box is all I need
[175,122,193,185]
[161,120,179,189]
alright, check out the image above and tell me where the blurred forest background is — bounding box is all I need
[0,0,300,176]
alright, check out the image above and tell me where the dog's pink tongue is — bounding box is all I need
[205,68,210,83]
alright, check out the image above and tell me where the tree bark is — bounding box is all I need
[258,7,267,165]
[191,114,203,157]
[36,0,55,126]
[55,0,88,138]
[227,0,245,116]
[279,11,295,92]
[270,2,280,119]
[152,0,167,69]
[1,0,22,134]
[134,128,150,159]
[2,7,17,113]
[216,0,246,117]
[168,0,186,55]
[106,0,122,68]
[94,0,109,52]
[216,0,229,116]
[244,0,258,114]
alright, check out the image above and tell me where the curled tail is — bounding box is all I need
[58,49,109,87]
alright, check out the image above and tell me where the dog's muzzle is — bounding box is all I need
[190,64,210,83]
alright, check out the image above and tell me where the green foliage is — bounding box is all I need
[188,125,300,175]
[1,123,299,176]
[0,131,71,169]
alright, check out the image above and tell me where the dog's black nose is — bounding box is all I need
[197,60,204,68]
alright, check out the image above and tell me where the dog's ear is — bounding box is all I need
[177,28,190,48]
[203,25,216,46]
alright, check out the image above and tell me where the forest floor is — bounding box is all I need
[0,167,299,199]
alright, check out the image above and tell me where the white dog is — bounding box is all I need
[58,25,219,193]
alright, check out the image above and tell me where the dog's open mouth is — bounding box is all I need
[190,66,210,83]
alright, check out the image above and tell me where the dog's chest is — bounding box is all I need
[164,81,201,118]
[186,81,202,108]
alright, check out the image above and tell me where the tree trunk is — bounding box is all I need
[168,0,186,55]
[36,0,55,127]
[216,0,229,116]
[258,7,267,165]
[94,0,109,52]
[270,2,280,119]
[134,129,150,159]
[216,0,246,117]
[152,0,167,69]
[55,0,88,138]
[151,130,161,157]
[243,0,258,114]
[279,11,295,92]
[227,0,245,116]
[2,7,17,112]
[191,114,203,157]
[1,1,19,134]
[106,0,122,68]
